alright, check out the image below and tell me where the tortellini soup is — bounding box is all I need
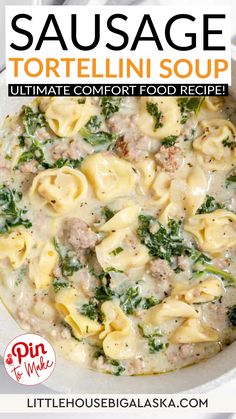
[0,95,236,377]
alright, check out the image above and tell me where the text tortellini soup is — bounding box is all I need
[0,95,236,376]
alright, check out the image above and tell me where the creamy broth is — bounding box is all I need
[0,95,236,376]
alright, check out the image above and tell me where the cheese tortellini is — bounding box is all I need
[30,167,88,215]
[151,165,207,218]
[55,289,102,339]
[184,209,236,254]
[170,319,219,343]
[172,278,223,304]
[184,166,208,216]
[0,228,32,269]
[81,152,138,202]
[29,241,58,289]
[193,119,236,171]
[96,228,150,271]
[99,205,140,232]
[151,171,172,207]
[137,97,182,139]
[135,158,156,193]
[144,298,199,326]
[39,97,94,137]
[100,301,136,360]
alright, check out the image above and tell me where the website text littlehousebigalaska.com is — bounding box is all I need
[26,396,208,410]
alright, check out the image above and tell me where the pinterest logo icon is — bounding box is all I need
[4,334,56,385]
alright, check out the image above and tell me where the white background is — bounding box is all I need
[5,5,232,84]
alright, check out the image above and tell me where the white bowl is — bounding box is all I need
[1,71,236,394]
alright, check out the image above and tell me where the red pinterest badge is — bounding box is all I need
[4,333,56,385]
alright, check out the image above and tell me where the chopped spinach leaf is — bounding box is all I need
[100,97,122,120]
[222,136,236,148]
[197,195,224,214]
[95,272,115,302]
[42,157,83,169]
[142,296,159,310]
[92,349,125,375]
[0,186,32,234]
[119,286,142,315]
[52,278,69,293]
[16,137,45,167]
[22,105,47,136]
[227,305,236,326]
[109,360,126,376]
[137,215,189,264]
[80,301,100,321]
[226,168,236,187]
[148,338,165,354]
[162,135,178,148]
[101,206,115,221]
[191,250,211,264]
[80,115,117,149]
[146,102,163,130]
[93,348,105,359]
[18,136,26,148]
[226,174,236,185]
[53,238,82,277]
[139,323,163,338]
[85,115,102,132]
[178,98,205,124]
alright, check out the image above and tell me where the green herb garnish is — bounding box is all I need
[92,349,125,376]
[197,195,224,214]
[119,286,142,315]
[142,296,159,310]
[22,106,47,136]
[80,116,117,149]
[42,157,83,170]
[162,135,178,148]
[148,338,165,354]
[109,360,126,376]
[227,305,236,326]
[17,137,45,167]
[0,186,32,233]
[177,98,205,124]
[101,206,115,221]
[222,136,236,148]
[191,250,211,265]
[146,102,163,130]
[110,246,123,256]
[93,348,105,359]
[100,97,122,120]
[54,238,82,277]
[137,215,189,264]
[80,301,100,321]
[52,278,69,293]
[139,323,163,338]
[226,174,236,185]
[95,272,115,302]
